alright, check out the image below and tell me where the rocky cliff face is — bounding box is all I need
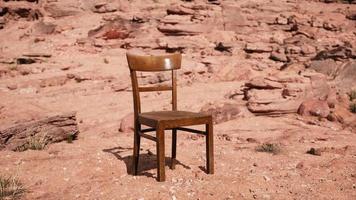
[0,0,355,199]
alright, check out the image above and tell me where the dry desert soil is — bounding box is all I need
[0,0,356,199]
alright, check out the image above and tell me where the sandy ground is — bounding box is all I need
[0,0,356,199]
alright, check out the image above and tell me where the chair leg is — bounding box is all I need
[206,121,214,174]
[132,123,141,175]
[171,128,177,170]
[156,125,165,182]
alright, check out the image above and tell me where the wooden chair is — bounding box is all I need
[126,51,214,182]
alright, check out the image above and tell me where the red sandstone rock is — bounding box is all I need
[244,43,273,53]
[92,2,118,13]
[88,17,139,40]
[167,5,195,15]
[334,61,356,91]
[200,102,241,124]
[245,76,284,89]
[157,24,208,36]
[0,112,78,151]
[119,113,134,133]
[0,0,355,198]
[298,99,330,118]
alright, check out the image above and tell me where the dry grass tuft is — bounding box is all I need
[350,103,356,113]
[8,65,18,71]
[66,133,77,143]
[27,134,48,150]
[256,143,282,155]
[0,175,25,200]
[349,90,356,101]
[16,133,48,152]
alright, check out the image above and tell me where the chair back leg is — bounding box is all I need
[206,121,214,174]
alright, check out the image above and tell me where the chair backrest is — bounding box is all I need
[126,52,182,118]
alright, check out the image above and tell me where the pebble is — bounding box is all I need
[263,175,271,181]
[296,162,304,169]
[262,194,271,200]
[7,84,17,90]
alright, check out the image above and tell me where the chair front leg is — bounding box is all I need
[156,124,166,182]
[132,121,141,175]
[206,120,214,174]
[171,128,177,169]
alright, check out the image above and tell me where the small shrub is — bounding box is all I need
[15,134,48,151]
[0,175,25,200]
[27,134,48,150]
[349,91,356,101]
[8,65,18,71]
[350,103,356,113]
[306,147,321,156]
[66,134,76,143]
[256,143,282,155]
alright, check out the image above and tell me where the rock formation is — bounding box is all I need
[0,112,79,151]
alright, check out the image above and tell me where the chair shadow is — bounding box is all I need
[198,166,208,173]
[103,146,191,178]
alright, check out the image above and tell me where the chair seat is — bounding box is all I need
[138,111,211,128]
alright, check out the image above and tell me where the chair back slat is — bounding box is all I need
[126,52,181,117]
[127,53,181,71]
[138,85,173,92]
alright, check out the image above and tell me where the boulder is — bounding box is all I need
[274,15,288,25]
[216,64,254,81]
[92,2,118,13]
[270,50,288,62]
[157,24,208,36]
[214,42,232,53]
[44,4,79,18]
[244,76,290,115]
[32,21,57,35]
[160,15,192,25]
[246,89,284,103]
[200,102,241,124]
[0,112,79,151]
[156,35,211,51]
[3,2,42,20]
[301,44,316,55]
[297,99,330,118]
[308,59,339,77]
[111,82,129,92]
[247,100,302,115]
[346,10,356,20]
[88,17,137,40]
[221,4,248,31]
[243,73,331,115]
[39,76,67,88]
[245,76,284,89]
[329,105,356,131]
[334,61,356,91]
[308,74,331,100]
[119,113,134,133]
[244,43,273,53]
[313,46,355,61]
[167,5,195,15]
